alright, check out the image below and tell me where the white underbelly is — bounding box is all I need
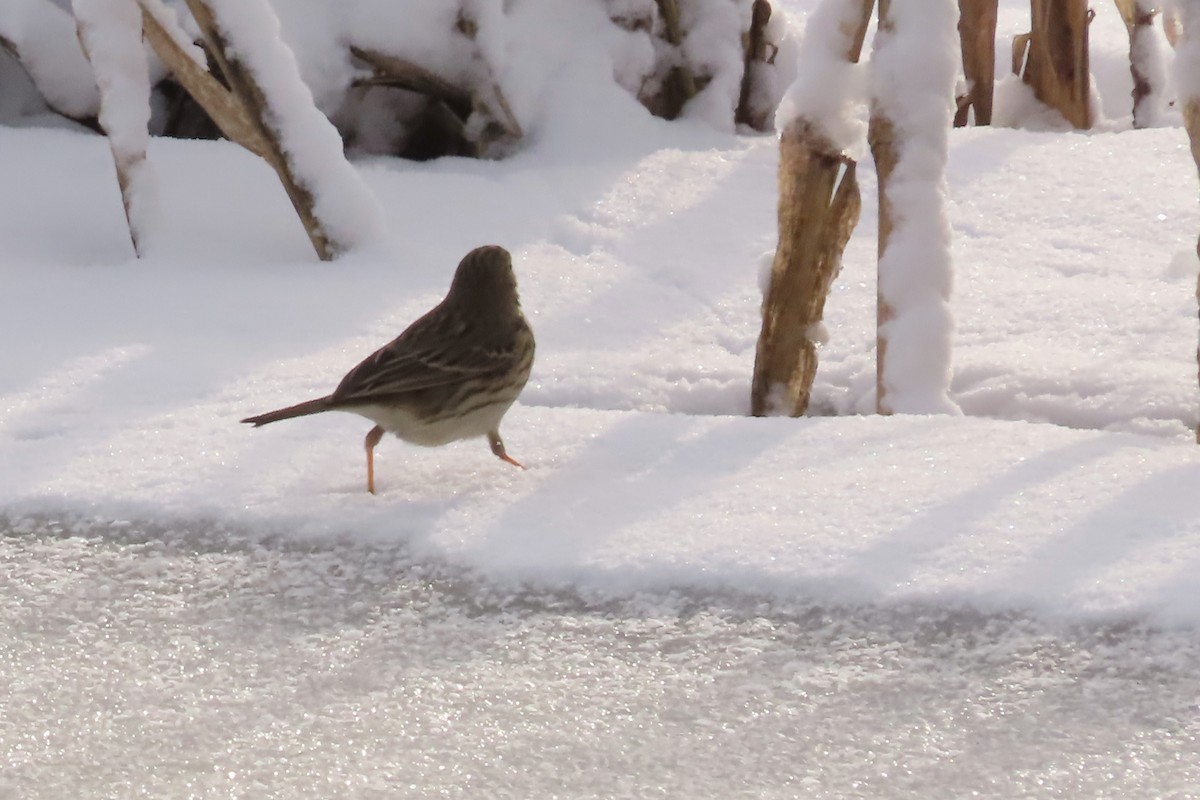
[347,400,512,447]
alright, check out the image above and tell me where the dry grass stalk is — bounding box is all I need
[867,111,898,414]
[750,0,873,417]
[182,0,335,260]
[955,0,998,125]
[653,0,698,119]
[350,44,475,156]
[455,5,523,156]
[735,0,774,130]
[752,125,862,416]
[1014,0,1093,129]
[845,0,875,61]
[350,46,472,109]
[137,1,269,158]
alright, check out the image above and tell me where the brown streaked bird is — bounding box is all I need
[241,245,535,494]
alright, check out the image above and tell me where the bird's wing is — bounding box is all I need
[330,315,519,404]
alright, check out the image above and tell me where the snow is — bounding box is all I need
[5,1,1200,794]
[676,0,745,129]
[201,0,385,254]
[138,0,207,70]
[0,0,98,119]
[1129,2,1172,127]
[1175,0,1200,105]
[4,89,1200,623]
[5,532,1200,797]
[775,0,867,151]
[1,0,1198,619]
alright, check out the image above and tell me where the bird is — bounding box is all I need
[241,245,535,494]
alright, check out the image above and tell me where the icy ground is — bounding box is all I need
[6,1,1200,795]
[3,520,1200,799]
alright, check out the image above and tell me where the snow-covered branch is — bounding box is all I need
[869,0,960,415]
[751,0,870,417]
[955,0,997,126]
[135,0,271,159]
[73,0,159,257]
[182,0,384,260]
[1116,0,1170,128]
[1013,0,1094,129]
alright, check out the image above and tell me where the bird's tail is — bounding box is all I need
[241,397,333,427]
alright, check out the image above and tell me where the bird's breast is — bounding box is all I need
[350,399,513,447]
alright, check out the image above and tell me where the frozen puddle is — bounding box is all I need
[2,521,1199,799]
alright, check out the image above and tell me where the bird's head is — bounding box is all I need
[446,245,522,314]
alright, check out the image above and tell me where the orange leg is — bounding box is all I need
[488,430,526,470]
[365,425,385,494]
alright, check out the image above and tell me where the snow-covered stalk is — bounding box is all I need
[182,0,384,260]
[869,0,960,416]
[735,0,774,130]
[653,0,698,118]
[1174,0,1200,441]
[73,0,159,257]
[1116,0,1168,127]
[954,0,998,126]
[751,0,871,417]
[457,0,523,157]
[1016,0,1092,129]
[135,0,270,160]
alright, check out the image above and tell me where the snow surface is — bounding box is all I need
[4,528,1200,797]
[5,1,1200,796]
[2,0,1200,624]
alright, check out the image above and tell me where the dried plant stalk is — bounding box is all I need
[955,0,998,125]
[1016,0,1093,129]
[751,125,862,416]
[183,0,334,259]
[867,113,897,413]
[74,0,153,256]
[750,0,873,417]
[652,0,698,119]
[735,0,774,131]
[137,1,269,158]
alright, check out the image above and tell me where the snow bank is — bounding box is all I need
[0,0,99,118]
[4,113,1200,626]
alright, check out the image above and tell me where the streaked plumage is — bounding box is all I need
[242,245,535,493]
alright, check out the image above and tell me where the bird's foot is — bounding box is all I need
[498,452,526,470]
